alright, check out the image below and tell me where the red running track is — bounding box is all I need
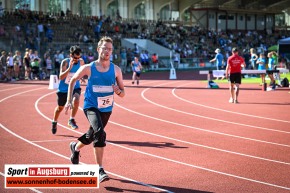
[0,75,290,193]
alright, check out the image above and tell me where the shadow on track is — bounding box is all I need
[107,140,188,149]
[105,178,213,193]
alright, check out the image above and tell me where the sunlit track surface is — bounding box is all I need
[0,79,290,193]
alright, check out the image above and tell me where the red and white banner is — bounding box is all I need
[5,164,99,189]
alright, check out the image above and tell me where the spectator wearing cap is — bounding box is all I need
[210,48,225,79]
[225,47,245,104]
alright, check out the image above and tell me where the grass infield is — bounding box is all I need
[213,72,290,84]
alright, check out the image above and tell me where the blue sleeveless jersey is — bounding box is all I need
[216,53,224,67]
[132,61,141,72]
[257,58,266,70]
[268,57,275,70]
[58,59,81,93]
[84,62,116,112]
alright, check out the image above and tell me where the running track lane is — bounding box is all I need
[0,80,290,193]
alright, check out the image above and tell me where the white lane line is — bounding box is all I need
[34,91,174,193]
[1,170,42,193]
[3,84,289,164]
[0,85,38,92]
[2,122,290,192]
[172,88,290,134]
[0,87,46,103]
[109,121,290,165]
[129,82,290,147]
[0,123,173,193]
[31,139,74,143]
[23,82,290,191]
[108,141,290,191]
[40,83,290,162]
[0,86,173,193]
[37,85,290,190]
[172,82,290,123]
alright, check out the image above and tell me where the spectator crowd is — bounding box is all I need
[0,8,289,82]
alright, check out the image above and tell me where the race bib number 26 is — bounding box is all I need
[98,95,113,109]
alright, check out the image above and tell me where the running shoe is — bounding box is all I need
[68,119,78,129]
[234,100,239,104]
[99,168,110,183]
[229,98,234,103]
[52,121,57,134]
[70,142,80,164]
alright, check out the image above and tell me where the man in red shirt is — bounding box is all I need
[225,47,245,103]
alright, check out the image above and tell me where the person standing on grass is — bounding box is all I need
[249,48,258,70]
[256,53,266,85]
[210,48,225,70]
[267,51,278,88]
[225,47,245,104]
[51,45,84,134]
[131,56,142,85]
[64,36,125,183]
[210,48,225,80]
[256,53,267,85]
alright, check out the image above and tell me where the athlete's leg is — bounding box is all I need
[71,92,80,118]
[132,72,136,84]
[229,82,235,102]
[235,83,240,101]
[94,147,104,166]
[53,106,63,122]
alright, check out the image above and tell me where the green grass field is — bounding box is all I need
[214,72,290,84]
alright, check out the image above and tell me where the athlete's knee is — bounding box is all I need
[93,131,106,148]
[56,106,64,112]
[80,137,93,145]
[235,84,239,91]
[78,134,93,145]
[83,127,106,147]
[73,93,80,101]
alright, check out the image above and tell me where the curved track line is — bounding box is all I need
[172,82,290,123]
[1,125,172,193]
[4,86,288,164]
[132,82,290,147]
[0,84,290,190]
[1,124,290,192]
[34,91,173,193]
[0,85,37,92]
[0,87,46,103]
[108,121,290,165]
[170,89,290,134]
[0,86,173,192]
[172,89,290,134]
[109,141,290,191]
[75,85,289,162]
[0,172,42,193]
[142,83,290,134]
[31,85,290,190]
